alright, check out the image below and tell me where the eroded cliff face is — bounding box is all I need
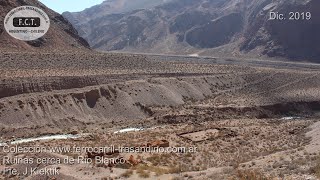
[1,70,320,136]
[0,75,244,130]
[0,76,116,99]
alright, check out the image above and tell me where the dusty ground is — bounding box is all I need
[0,117,319,180]
[1,52,320,179]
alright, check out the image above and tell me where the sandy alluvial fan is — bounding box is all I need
[1,0,320,180]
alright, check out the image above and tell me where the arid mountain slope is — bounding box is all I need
[64,0,320,61]
[0,0,89,52]
[62,0,171,25]
[241,0,320,61]
[62,0,171,46]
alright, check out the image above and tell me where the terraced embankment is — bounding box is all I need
[1,68,320,138]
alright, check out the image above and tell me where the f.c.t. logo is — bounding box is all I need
[4,6,50,41]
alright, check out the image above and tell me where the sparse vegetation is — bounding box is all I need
[233,169,273,180]
[310,156,320,178]
[121,170,134,178]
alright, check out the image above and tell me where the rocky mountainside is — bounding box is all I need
[62,0,171,44]
[63,0,320,61]
[0,0,90,52]
[241,0,320,61]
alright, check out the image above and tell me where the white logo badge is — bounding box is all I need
[4,6,50,41]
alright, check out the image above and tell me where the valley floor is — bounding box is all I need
[1,52,320,179]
